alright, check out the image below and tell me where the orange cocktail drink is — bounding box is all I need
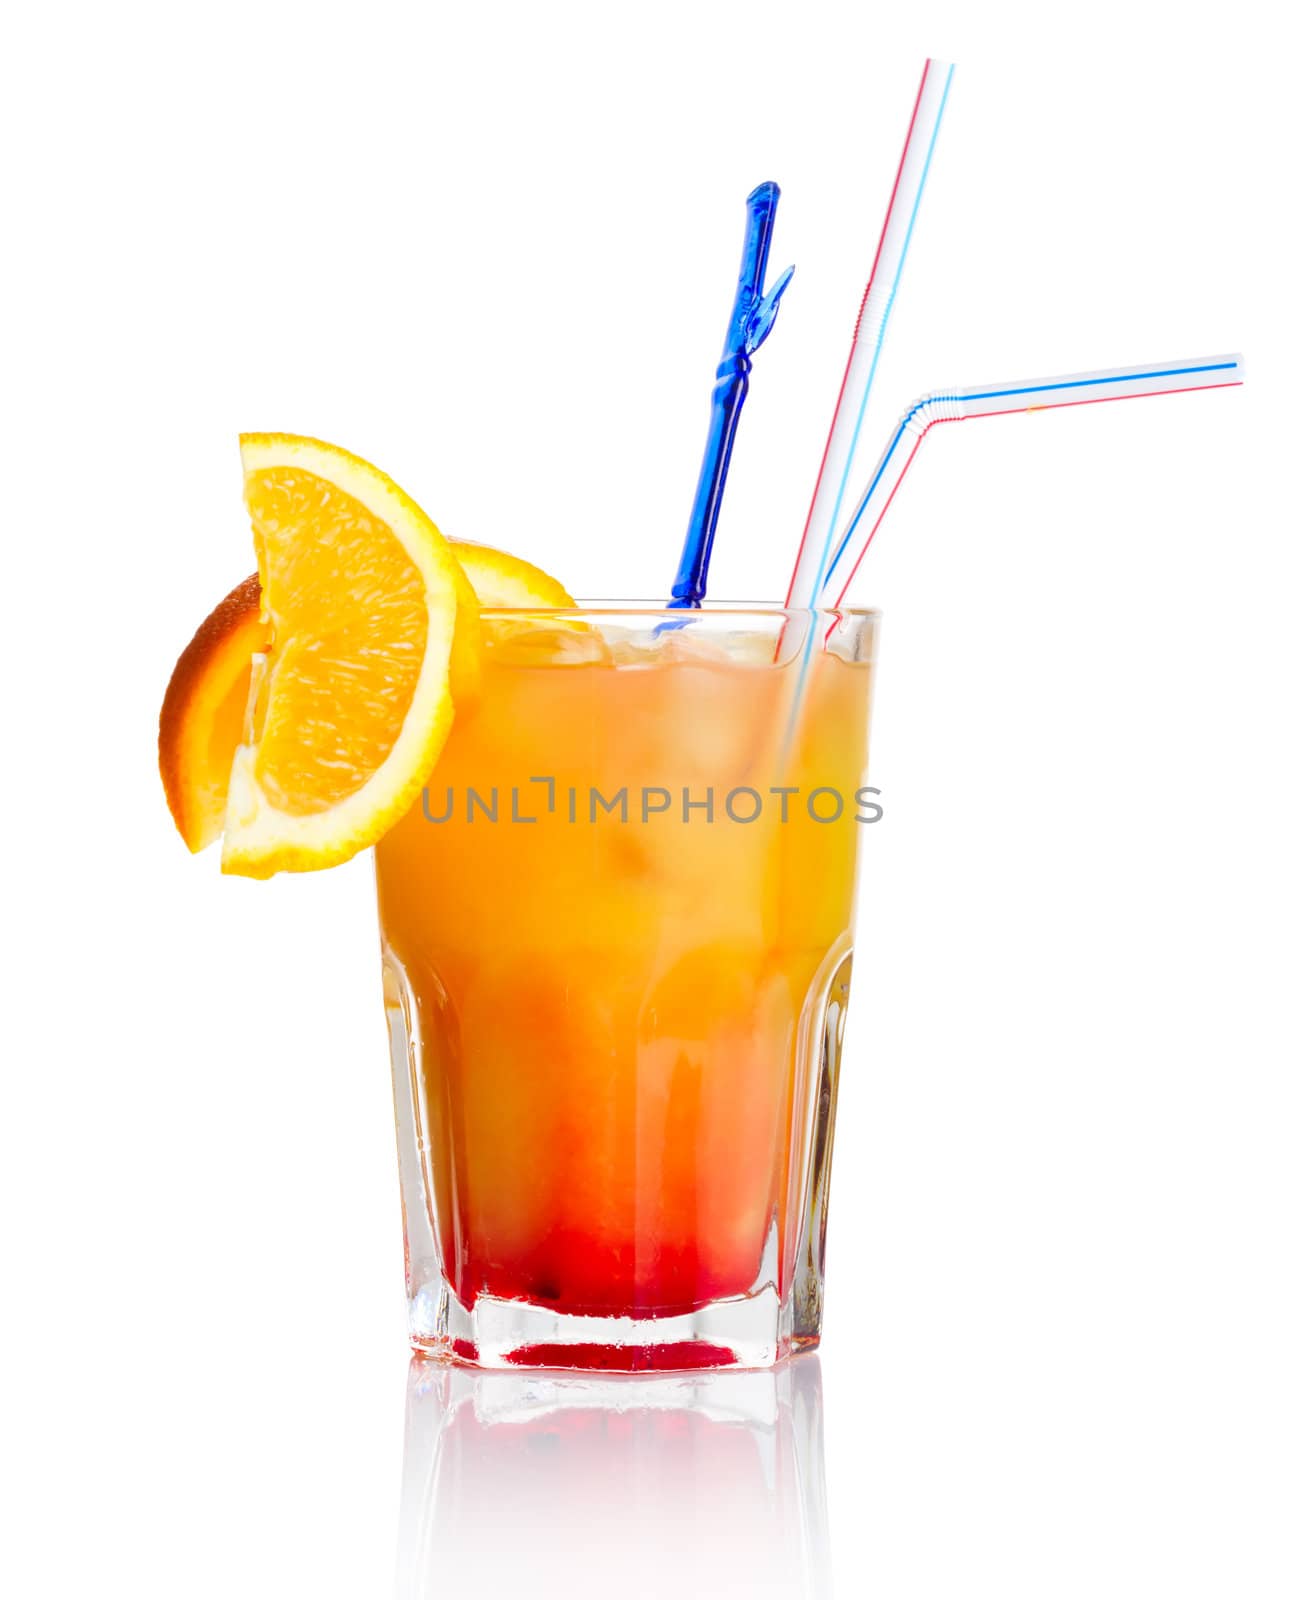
[376,606,876,1369]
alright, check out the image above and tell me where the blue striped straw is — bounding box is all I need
[820,355,1245,603]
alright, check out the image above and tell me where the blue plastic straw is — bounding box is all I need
[667,182,794,608]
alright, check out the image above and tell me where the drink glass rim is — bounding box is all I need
[476,600,882,619]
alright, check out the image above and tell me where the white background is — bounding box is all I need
[3,2,1294,1595]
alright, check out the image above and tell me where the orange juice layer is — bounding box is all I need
[375,624,873,1317]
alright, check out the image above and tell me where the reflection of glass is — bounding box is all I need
[378,606,877,1369]
[396,1354,833,1599]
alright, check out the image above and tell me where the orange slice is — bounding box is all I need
[451,539,575,608]
[157,493,575,862]
[451,538,595,664]
[158,559,480,858]
[159,574,268,852]
[222,434,477,878]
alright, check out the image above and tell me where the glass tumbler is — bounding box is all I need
[376,605,878,1368]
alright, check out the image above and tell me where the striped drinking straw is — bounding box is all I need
[784,58,955,614]
[819,355,1246,605]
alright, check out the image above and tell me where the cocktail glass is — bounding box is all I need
[376,605,877,1369]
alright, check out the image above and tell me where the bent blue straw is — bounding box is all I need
[667,181,794,608]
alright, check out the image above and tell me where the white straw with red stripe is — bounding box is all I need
[819,355,1246,605]
[784,58,955,613]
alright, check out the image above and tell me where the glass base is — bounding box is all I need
[388,943,855,1374]
[410,1280,821,1371]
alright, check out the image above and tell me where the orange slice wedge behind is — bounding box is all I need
[451,539,575,608]
[159,574,269,852]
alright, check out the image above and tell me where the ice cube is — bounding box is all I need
[483,618,613,668]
